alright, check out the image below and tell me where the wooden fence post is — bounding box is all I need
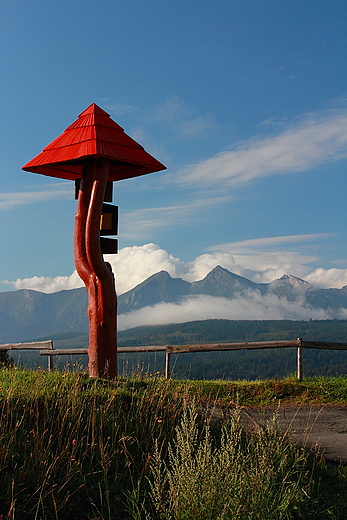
[297,338,303,381]
[46,340,54,372]
[165,349,171,379]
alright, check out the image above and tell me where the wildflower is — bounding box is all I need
[72,439,77,444]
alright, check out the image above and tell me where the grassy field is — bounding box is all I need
[1,368,347,519]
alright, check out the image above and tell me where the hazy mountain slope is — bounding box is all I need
[0,287,88,342]
[305,286,347,310]
[48,288,88,331]
[0,309,19,341]
[118,270,190,314]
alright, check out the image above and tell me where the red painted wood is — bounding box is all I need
[74,158,117,378]
[22,103,166,379]
[22,103,166,181]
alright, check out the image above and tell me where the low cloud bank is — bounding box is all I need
[118,293,347,331]
[3,242,347,295]
[2,272,84,293]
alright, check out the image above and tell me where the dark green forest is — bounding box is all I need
[118,318,347,346]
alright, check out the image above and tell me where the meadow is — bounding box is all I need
[1,368,347,519]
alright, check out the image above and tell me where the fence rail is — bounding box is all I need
[38,346,169,376]
[0,341,53,350]
[37,338,347,380]
[0,341,54,372]
[2,339,347,380]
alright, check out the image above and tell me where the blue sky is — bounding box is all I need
[1,0,347,302]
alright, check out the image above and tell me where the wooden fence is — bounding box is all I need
[1,339,347,380]
[0,341,54,372]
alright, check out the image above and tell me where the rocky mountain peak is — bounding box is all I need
[268,274,310,301]
[277,274,310,289]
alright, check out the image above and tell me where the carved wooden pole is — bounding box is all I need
[23,104,166,379]
[74,158,117,378]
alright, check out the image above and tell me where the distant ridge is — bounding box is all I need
[119,270,190,314]
[118,265,347,314]
[0,266,346,343]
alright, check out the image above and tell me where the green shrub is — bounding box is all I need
[148,403,310,520]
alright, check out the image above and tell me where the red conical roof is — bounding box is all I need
[22,103,166,181]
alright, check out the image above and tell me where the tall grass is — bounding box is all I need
[0,370,182,519]
[1,369,347,519]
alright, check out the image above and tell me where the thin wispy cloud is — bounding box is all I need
[257,117,288,127]
[150,95,219,139]
[172,110,347,188]
[98,98,139,114]
[121,195,231,239]
[0,183,72,211]
[208,233,334,254]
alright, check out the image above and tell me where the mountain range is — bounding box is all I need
[0,266,346,343]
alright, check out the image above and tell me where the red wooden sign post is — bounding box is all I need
[74,157,118,377]
[23,104,166,378]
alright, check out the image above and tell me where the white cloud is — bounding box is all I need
[305,268,347,289]
[119,293,347,331]
[106,244,188,294]
[3,241,347,296]
[0,183,73,211]
[3,272,84,293]
[2,244,184,295]
[171,110,347,188]
[234,256,315,284]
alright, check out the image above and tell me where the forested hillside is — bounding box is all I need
[118,318,347,346]
[117,319,347,380]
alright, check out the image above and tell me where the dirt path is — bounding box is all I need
[240,405,347,463]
